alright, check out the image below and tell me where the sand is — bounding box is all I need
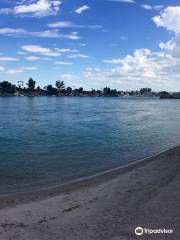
[0,146,180,240]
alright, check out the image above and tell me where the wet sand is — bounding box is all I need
[0,146,180,240]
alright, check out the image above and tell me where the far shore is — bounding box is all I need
[0,145,180,239]
[1,80,180,98]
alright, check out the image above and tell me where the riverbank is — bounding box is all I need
[0,146,180,239]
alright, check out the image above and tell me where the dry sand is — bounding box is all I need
[0,146,180,240]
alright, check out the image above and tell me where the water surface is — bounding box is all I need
[0,97,180,195]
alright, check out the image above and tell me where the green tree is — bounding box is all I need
[78,87,83,94]
[46,85,58,95]
[103,87,111,95]
[0,81,16,94]
[66,87,72,95]
[18,81,24,90]
[140,88,152,95]
[91,89,96,95]
[27,78,36,92]
[56,81,65,92]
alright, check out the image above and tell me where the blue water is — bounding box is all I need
[0,97,180,195]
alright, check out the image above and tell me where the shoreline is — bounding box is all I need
[0,145,178,208]
[0,145,180,239]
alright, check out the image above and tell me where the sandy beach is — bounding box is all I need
[0,146,180,240]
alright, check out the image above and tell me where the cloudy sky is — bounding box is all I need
[0,0,180,91]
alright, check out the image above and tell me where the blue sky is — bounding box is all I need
[0,0,180,91]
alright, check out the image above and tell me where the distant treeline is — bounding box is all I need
[0,78,179,98]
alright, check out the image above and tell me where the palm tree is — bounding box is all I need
[56,81,65,93]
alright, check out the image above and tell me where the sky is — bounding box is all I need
[0,0,180,91]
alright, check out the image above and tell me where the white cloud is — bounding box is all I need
[86,67,93,71]
[21,66,38,70]
[100,7,180,89]
[68,54,90,58]
[141,4,152,10]
[141,4,163,11]
[85,67,101,73]
[7,69,24,75]
[17,51,27,55]
[0,8,12,14]
[60,74,75,80]
[79,43,87,47]
[7,66,38,75]
[61,38,180,90]
[97,47,178,90]
[108,0,135,4]
[22,45,80,58]
[22,45,61,57]
[75,5,90,14]
[153,6,180,33]
[0,0,62,17]
[159,35,180,59]
[0,28,26,34]
[104,59,122,64]
[48,21,74,28]
[47,21,102,30]
[101,7,180,90]
[0,28,80,40]
[55,61,73,65]
[153,6,180,59]
[25,56,40,61]
[0,57,19,61]
[0,66,5,71]
[154,6,164,11]
[55,48,78,53]
[154,5,164,11]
